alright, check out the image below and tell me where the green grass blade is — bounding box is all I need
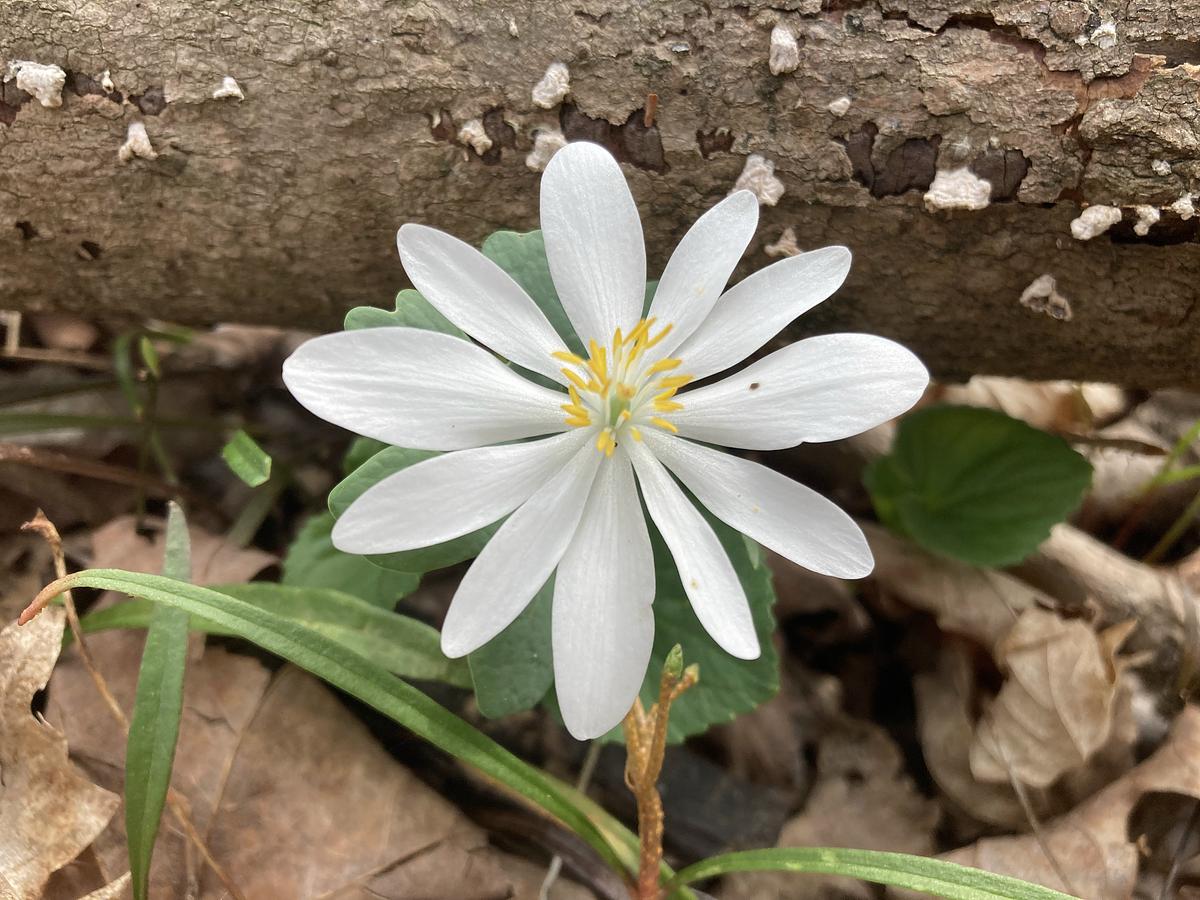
[221,429,272,487]
[77,584,472,688]
[665,848,1078,900]
[43,567,627,876]
[125,504,191,900]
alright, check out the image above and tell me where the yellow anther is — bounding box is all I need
[654,387,679,401]
[553,350,586,365]
[626,319,651,345]
[596,428,613,453]
[616,383,635,401]
[654,400,684,413]
[563,368,589,392]
[646,357,683,376]
[657,375,693,390]
[618,409,631,422]
[614,327,624,346]
[587,378,604,393]
[564,415,591,427]
[568,385,583,405]
[629,426,643,442]
[644,322,674,349]
[650,417,679,433]
[605,441,615,457]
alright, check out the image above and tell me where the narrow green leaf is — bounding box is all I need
[125,503,191,900]
[220,429,272,487]
[138,335,161,379]
[468,578,554,717]
[283,512,420,607]
[344,289,466,337]
[79,584,471,688]
[43,568,627,876]
[666,848,1078,900]
[329,447,499,574]
[864,406,1093,567]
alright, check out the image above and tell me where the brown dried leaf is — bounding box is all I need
[930,706,1200,900]
[0,607,119,898]
[719,717,939,900]
[865,522,1048,652]
[48,627,589,899]
[969,609,1131,789]
[915,645,1027,829]
[89,514,275,585]
[933,377,1125,433]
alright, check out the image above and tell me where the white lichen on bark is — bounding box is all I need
[765,226,801,258]
[531,62,570,109]
[525,128,567,171]
[4,60,65,108]
[732,154,785,206]
[924,168,992,212]
[1020,275,1073,321]
[212,76,244,100]
[1070,205,1123,240]
[117,121,157,163]
[827,96,851,117]
[768,25,800,75]
[457,119,492,155]
[1133,205,1160,236]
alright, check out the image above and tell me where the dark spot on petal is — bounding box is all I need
[749,382,760,390]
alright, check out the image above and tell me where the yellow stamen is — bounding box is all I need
[553,350,586,365]
[625,319,651,346]
[650,417,678,433]
[657,375,693,390]
[644,322,674,349]
[616,383,635,401]
[563,368,589,392]
[645,357,682,376]
[629,426,643,442]
[654,387,679,401]
[568,385,583,406]
[596,428,613,453]
[614,327,624,346]
[654,400,684,413]
[564,415,591,427]
[618,409,631,422]
[605,441,615,457]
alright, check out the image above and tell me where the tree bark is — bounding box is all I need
[3,1,1200,386]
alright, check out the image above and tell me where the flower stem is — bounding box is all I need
[621,645,699,900]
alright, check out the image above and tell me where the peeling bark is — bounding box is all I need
[3,1,1200,385]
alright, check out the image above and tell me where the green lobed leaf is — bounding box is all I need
[221,428,272,487]
[468,578,554,717]
[863,405,1094,567]
[481,230,582,353]
[125,503,191,900]
[637,517,778,742]
[78,583,471,688]
[283,512,420,607]
[344,288,465,337]
[665,848,1077,900]
[329,446,500,575]
[39,568,629,877]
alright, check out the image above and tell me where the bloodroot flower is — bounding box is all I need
[283,142,928,739]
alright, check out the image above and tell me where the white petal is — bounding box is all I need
[643,431,873,579]
[553,449,655,739]
[626,439,758,660]
[441,438,603,657]
[646,190,758,358]
[674,246,852,379]
[282,327,568,451]
[332,430,590,555]
[673,334,929,450]
[540,142,646,346]
[397,224,568,384]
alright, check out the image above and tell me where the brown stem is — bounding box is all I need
[19,513,246,900]
[621,647,699,900]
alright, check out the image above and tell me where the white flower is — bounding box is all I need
[283,142,928,739]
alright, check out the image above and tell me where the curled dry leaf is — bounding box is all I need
[48,626,590,899]
[720,716,939,900]
[969,609,1134,789]
[918,705,1200,900]
[89,514,276,585]
[864,522,1048,653]
[0,607,119,898]
[932,377,1126,434]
